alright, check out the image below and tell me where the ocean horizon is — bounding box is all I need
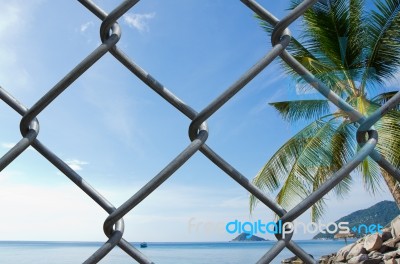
[0,240,352,263]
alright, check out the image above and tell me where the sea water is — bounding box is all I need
[0,240,350,263]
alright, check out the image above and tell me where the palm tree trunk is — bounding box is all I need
[381,169,400,208]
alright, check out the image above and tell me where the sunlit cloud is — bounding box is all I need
[0,3,24,36]
[1,142,16,149]
[123,12,155,32]
[1,142,34,151]
[80,21,94,33]
[65,159,88,171]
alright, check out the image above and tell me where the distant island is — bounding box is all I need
[231,233,267,242]
[313,200,400,240]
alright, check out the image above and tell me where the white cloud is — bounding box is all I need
[123,12,155,32]
[0,183,106,241]
[65,159,88,171]
[1,142,34,151]
[0,2,29,36]
[1,142,16,149]
[80,21,94,33]
[0,170,21,183]
[78,21,97,45]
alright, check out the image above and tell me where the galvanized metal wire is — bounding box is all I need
[1,0,400,263]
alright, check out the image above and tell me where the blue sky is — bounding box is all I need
[0,0,393,242]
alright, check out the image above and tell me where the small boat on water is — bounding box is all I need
[140,242,147,248]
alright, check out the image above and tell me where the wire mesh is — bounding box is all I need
[1,0,400,263]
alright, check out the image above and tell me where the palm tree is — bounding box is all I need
[250,0,400,221]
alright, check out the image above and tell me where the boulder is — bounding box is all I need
[383,250,400,260]
[368,251,383,261]
[368,250,383,260]
[281,256,308,264]
[364,234,383,252]
[319,254,335,264]
[384,237,400,248]
[384,228,393,232]
[335,243,356,262]
[384,258,400,264]
[348,243,367,259]
[381,245,392,253]
[328,254,337,264]
[391,216,400,239]
[347,254,369,263]
[357,237,366,244]
[383,229,394,242]
[384,259,397,264]
[292,259,303,264]
[360,258,383,264]
[282,256,297,263]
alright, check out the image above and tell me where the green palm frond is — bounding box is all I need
[250,120,324,213]
[311,198,327,222]
[275,170,310,210]
[371,91,400,110]
[251,118,355,217]
[375,109,400,167]
[301,0,365,94]
[362,0,400,87]
[307,122,355,220]
[257,15,350,96]
[359,98,400,157]
[328,122,357,198]
[358,157,383,194]
[302,0,350,65]
[348,0,366,69]
[300,0,365,71]
[330,122,357,170]
[269,100,331,123]
[332,174,353,199]
[352,99,400,193]
[310,167,331,221]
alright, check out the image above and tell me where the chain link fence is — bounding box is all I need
[1,0,400,263]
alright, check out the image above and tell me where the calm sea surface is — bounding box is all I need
[0,240,351,263]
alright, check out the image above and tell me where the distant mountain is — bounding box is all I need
[313,200,400,240]
[231,233,267,242]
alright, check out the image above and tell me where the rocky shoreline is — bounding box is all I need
[282,216,400,264]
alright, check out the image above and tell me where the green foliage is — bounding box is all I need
[269,100,330,123]
[363,0,400,86]
[251,0,400,221]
